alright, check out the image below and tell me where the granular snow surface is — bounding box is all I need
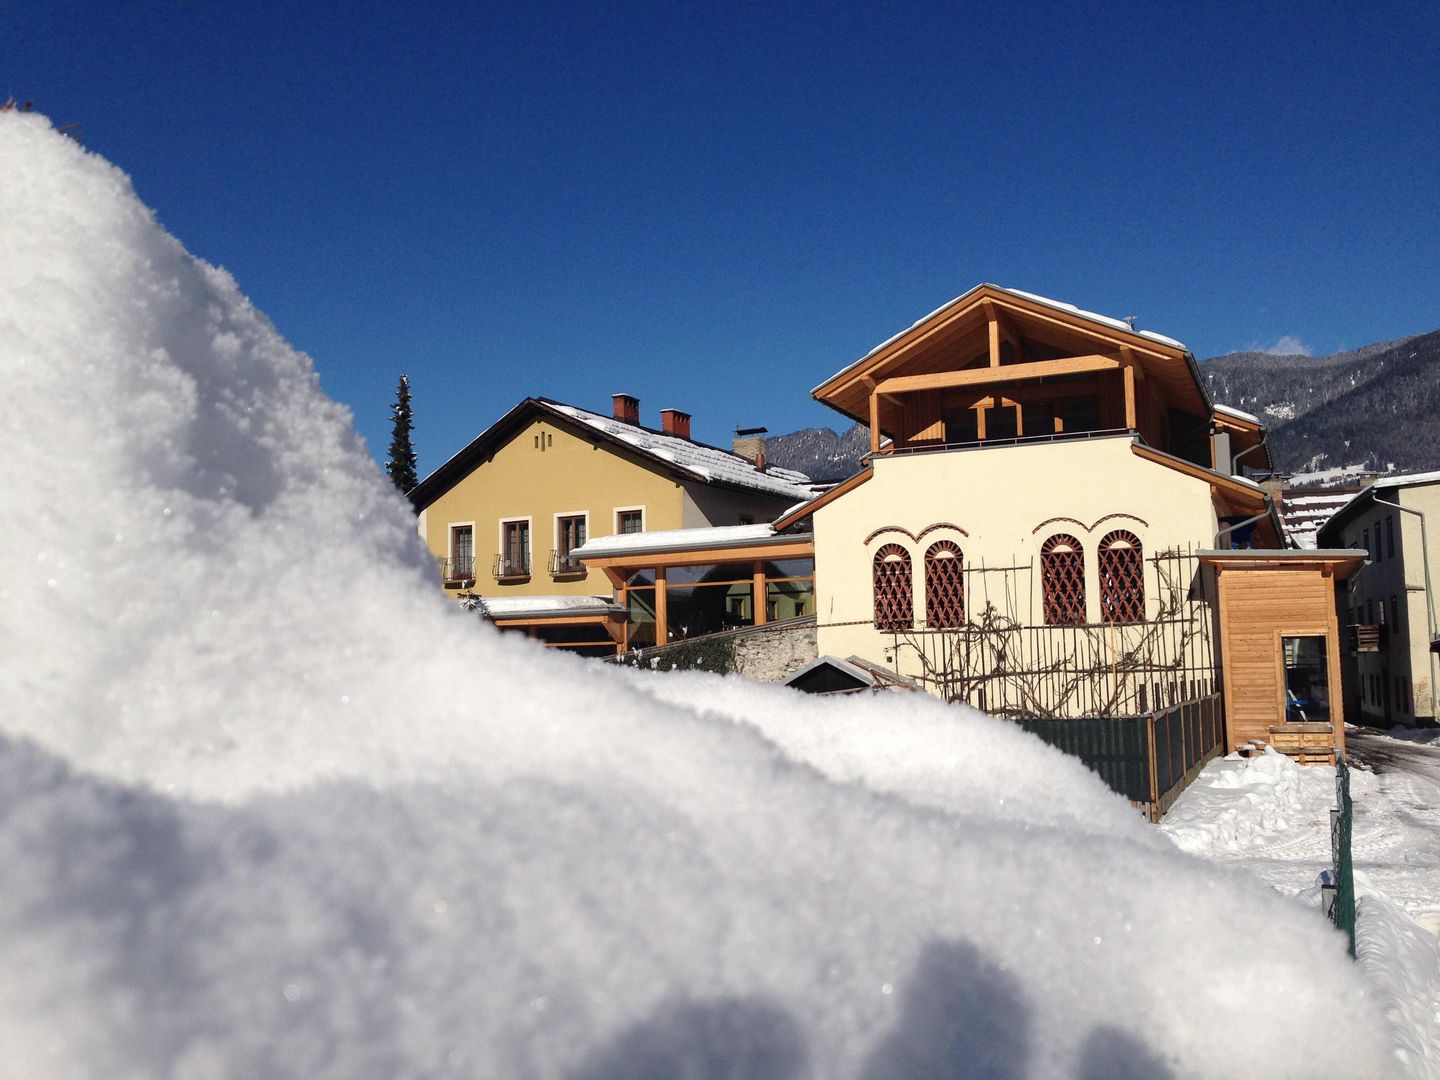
[0,113,1399,1078]
[1163,741,1440,1079]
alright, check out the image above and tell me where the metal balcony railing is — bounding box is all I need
[442,555,475,583]
[493,552,531,580]
[550,549,586,577]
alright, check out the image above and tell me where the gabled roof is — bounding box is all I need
[813,283,1213,428]
[410,397,816,510]
[1317,470,1440,543]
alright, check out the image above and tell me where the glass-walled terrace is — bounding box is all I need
[623,559,815,648]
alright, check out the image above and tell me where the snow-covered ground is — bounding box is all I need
[0,112,1407,1077]
[1163,735,1440,1079]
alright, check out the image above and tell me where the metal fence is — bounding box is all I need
[1327,754,1357,958]
[892,548,1219,719]
[1018,693,1224,821]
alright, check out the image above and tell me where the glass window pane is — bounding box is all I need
[1282,636,1330,723]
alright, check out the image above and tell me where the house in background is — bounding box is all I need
[771,283,1363,771]
[408,395,815,654]
[1318,471,1440,725]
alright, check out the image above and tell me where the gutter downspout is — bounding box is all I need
[1214,494,1275,549]
[1231,432,1271,477]
[1373,493,1439,721]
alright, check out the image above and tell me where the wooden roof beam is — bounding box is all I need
[875,354,1120,396]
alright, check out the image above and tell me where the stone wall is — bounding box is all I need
[733,620,818,684]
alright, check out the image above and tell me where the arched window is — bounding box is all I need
[872,544,913,631]
[1099,530,1145,624]
[925,540,965,628]
[1041,534,1086,625]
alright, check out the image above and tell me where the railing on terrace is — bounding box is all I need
[550,549,587,577]
[492,553,530,580]
[442,556,475,583]
[872,427,1133,458]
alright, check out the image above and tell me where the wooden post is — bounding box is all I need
[1123,365,1137,431]
[869,387,881,454]
[753,561,767,626]
[986,300,1001,367]
[619,582,630,651]
[655,566,668,643]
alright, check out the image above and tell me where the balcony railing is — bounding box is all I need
[550,549,587,577]
[493,552,531,581]
[442,556,475,583]
[1348,624,1385,653]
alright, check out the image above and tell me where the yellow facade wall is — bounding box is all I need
[421,418,686,598]
[812,435,1220,692]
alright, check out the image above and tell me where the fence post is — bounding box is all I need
[1329,753,1357,958]
[1146,712,1159,823]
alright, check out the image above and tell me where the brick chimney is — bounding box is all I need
[612,393,640,425]
[660,408,691,440]
[754,448,767,472]
[732,426,767,462]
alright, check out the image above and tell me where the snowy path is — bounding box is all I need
[1163,735,1440,1079]
[1348,729,1440,933]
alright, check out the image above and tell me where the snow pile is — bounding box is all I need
[0,113,1395,1078]
[1355,892,1440,1080]
[1161,748,1342,856]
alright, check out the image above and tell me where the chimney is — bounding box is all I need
[612,393,640,425]
[754,448,767,472]
[732,426,768,463]
[660,408,691,440]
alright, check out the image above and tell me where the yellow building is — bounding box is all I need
[409,395,815,653]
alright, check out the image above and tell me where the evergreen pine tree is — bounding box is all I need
[386,374,418,493]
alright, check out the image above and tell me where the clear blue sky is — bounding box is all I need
[10,2,1438,475]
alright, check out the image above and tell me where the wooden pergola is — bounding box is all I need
[578,531,815,649]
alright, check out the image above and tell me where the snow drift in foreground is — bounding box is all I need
[0,113,1393,1078]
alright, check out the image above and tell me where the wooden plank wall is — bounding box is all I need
[1215,565,1345,755]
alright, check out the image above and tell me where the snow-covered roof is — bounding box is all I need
[542,401,816,501]
[1319,469,1440,538]
[816,283,1191,392]
[574,523,812,561]
[1213,403,1261,424]
[473,595,621,620]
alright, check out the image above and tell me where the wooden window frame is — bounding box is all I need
[614,505,646,535]
[447,521,476,582]
[872,543,914,632]
[497,516,532,579]
[1041,533,1087,625]
[553,511,589,576]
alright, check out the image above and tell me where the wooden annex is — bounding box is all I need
[1202,550,1365,763]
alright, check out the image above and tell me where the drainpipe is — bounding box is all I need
[1214,494,1275,549]
[1372,493,1439,720]
[1231,432,1271,477]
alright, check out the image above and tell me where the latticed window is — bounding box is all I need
[872,544,913,631]
[1098,530,1145,624]
[925,540,965,628]
[1041,534,1086,625]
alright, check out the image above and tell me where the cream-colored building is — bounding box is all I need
[768,284,1363,763]
[409,395,814,653]
[1319,472,1440,724]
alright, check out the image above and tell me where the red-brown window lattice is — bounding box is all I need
[1098,530,1145,624]
[925,541,965,628]
[1041,534,1086,625]
[872,544,913,631]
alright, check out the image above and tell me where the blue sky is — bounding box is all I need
[9,2,1438,475]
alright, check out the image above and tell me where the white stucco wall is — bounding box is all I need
[813,435,1221,692]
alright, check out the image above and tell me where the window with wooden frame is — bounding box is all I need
[553,514,587,576]
[1098,530,1144,624]
[924,540,965,628]
[497,519,530,578]
[872,544,913,631]
[616,507,644,535]
[448,524,474,582]
[1041,533,1086,625]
